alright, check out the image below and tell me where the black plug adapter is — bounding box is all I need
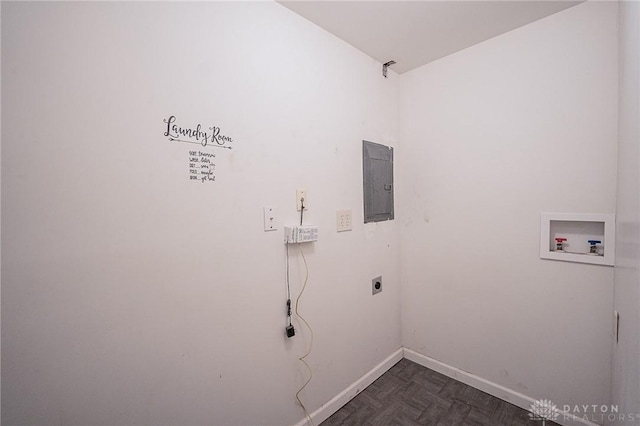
[286,325,295,338]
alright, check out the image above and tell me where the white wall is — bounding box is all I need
[4,1,634,424]
[611,0,640,424]
[1,2,401,425]
[398,1,618,410]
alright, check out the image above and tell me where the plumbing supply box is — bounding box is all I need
[285,225,318,244]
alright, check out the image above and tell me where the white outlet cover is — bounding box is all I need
[336,209,352,232]
[263,206,277,231]
[296,190,307,211]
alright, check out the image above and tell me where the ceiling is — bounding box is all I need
[278,1,582,74]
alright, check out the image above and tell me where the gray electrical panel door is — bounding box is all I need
[363,140,394,223]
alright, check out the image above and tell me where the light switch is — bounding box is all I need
[264,207,277,231]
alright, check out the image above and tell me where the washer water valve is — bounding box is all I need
[555,237,567,252]
[588,240,602,255]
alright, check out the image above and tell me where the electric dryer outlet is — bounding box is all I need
[372,276,382,295]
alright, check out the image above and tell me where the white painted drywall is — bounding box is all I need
[1,2,401,425]
[611,1,640,424]
[398,0,618,411]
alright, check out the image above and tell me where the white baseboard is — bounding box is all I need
[403,348,601,426]
[293,348,404,426]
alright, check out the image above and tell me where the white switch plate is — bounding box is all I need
[263,206,277,231]
[336,209,352,232]
[296,190,307,212]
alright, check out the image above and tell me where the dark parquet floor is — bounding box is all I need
[320,358,560,426]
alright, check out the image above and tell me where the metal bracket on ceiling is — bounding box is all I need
[383,60,396,78]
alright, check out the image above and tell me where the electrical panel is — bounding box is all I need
[284,225,318,244]
[363,140,394,223]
